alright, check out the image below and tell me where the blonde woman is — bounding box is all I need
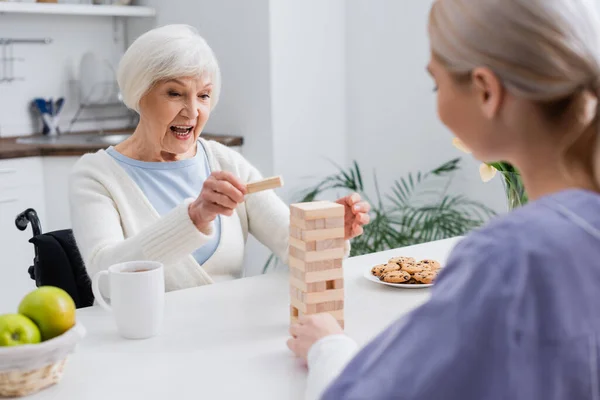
[69,25,370,294]
[288,1,600,399]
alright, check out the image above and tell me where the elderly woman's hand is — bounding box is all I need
[188,171,247,232]
[336,193,370,240]
[287,314,344,362]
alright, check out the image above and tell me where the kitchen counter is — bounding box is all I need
[0,129,244,160]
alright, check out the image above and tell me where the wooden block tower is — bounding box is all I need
[289,201,346,328]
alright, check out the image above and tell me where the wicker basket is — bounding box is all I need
[0,323,85,398]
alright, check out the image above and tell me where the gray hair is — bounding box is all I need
[429,0,600,185]
[117,24,221,112]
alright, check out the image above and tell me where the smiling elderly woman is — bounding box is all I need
[69,24,370,292]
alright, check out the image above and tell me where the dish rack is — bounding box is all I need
[67,51,138,133]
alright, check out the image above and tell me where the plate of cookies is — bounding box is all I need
[364,256,441,288]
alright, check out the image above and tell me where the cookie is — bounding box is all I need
[413,270,438,284]
[371,264,388,278]
[381,270,411,284]
[401,262,426,275]
[381,263,402,275]
[419,259,441,270]
[388,256,416,266]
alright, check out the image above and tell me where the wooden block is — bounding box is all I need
[290,217,326,230]
[289,236,316,252]
[326,279,344,290]
[303,228,345,241]
[316,300,344,312]
[289,226,303,240]
[289,237,343,253]
[303,289,344,304]
[325,217,344,228]
[290,288,344,308]
[289,266,304,281]
[289,256,343,273]
[304,269,344,282]
[290,225,344,242]
[290,276,327,292]
[290,295,305,313]
[290,201,344,220]
[290,216,315,230]
[289,238,309,252]
[289,247,345,263]
[290,305,299,317]
[290,295,318,313]
[314,219,327,229]
[289,267,344,284]
[326,309,344,320]
[246,176,283,194]
[315,238,345,251]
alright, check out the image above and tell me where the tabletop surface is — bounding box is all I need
[30,237,462,400]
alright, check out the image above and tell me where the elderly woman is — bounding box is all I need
[69,24,370,291]
[288,0,600,399]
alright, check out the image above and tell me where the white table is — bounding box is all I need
[30,237,462,400]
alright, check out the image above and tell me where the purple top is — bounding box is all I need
[323,189,600,400]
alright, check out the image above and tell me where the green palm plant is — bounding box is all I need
[262,157,496,272]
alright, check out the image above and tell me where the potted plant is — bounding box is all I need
[263,157,496,272]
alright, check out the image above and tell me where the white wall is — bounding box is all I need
[345,0,507,213]
[269,0,347,203]
[0,14,130,137]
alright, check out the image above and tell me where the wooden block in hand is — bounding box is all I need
[290,201,344,220]
[246,176,283,194]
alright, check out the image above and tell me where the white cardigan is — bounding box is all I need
[69,139,292,291]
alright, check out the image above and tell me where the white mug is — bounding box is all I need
[91,261,165,339]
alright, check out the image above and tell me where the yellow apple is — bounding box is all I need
[18,287,76,341]
[0,314,41,346]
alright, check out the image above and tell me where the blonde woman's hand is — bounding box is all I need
[287,314,344,362]
[188,171,247,232]
[336,193,370,240]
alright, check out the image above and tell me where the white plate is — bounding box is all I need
[363,269,433,289]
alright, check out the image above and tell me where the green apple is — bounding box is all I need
[18,286,76,341]
[0,314,41,346]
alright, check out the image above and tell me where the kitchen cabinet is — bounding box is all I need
[42,156,80,232]
[0,157,46,311]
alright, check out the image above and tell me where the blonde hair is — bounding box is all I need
[428,0,600,186]
[117,24,221,113]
